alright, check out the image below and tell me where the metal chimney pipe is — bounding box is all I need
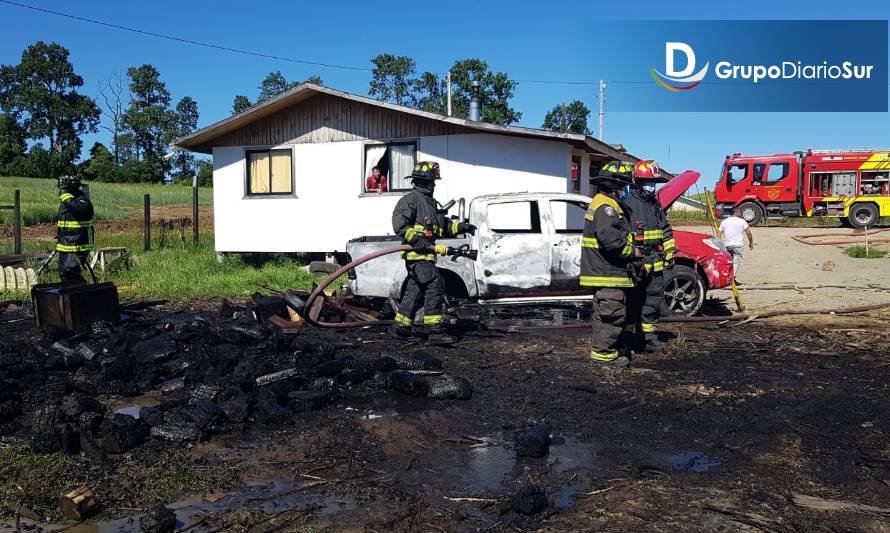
[468,80,481,122]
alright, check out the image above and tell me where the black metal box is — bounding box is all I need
[32,282,121,331]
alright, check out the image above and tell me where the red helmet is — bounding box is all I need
[633,160,663,181]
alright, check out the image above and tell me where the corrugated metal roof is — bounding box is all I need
[172,83,639,162]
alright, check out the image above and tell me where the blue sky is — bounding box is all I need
[1,0,888,190]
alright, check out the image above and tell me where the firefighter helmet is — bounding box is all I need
[409,161,441,180]
[592,160,635,189]
[57,175,82,190]
[633,160,665,182]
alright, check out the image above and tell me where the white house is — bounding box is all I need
[174,83,648,254]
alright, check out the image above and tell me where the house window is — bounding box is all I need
[247,149,292,195]
[364,142,417,192]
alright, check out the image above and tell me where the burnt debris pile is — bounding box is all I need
[0,296,472,456]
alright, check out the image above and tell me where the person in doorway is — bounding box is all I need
[390,161,476,344]
[55,175,95,283]
[366,166,388,193]
[719,207,754,282]
[581,161,640,367]
[622,160,675,352]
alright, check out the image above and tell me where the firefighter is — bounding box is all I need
[622,160,676,351]
[581,162,639,367]
[390,161,476,344]
[55,175,95,283]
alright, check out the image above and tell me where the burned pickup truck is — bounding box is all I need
[346,180,732,317]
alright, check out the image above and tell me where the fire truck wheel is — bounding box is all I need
[848,203,879,229]
[737,202,763,226]
[661,264,705,317]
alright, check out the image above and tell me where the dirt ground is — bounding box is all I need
[2,298,890,532]
[676,225,890,312]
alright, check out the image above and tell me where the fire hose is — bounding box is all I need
[288,244,477,329]
[791,228,890,246]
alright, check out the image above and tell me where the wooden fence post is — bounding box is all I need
[143,194,151,252]
[13,189,22,254]
[192,176,199,246]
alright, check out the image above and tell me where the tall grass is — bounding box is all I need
[0,176,212,225]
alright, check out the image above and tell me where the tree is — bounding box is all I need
[232,95,251,114]
[195,159,213,187]
[256,71,320,103]
[97,71,128,164]
[81,142,118,181]
[0,41,100,175]
[369,54,417,106]
[0,113,26,172]
[542,100,591,135]
[368,56,521,125]
[168,96,199,179]
[445,58,521,125]
[122,64,174,181]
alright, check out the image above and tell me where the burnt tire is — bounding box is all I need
[661,264,705,317]
[393,354,443,371]
[287,390,332,412]
[426,374,473,400]
[848,203,879,229]
[389,371,430,397]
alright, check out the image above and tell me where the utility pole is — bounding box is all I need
[598,80,606,141]
[446,71,453,117]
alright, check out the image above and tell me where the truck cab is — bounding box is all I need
[714,153,802,225]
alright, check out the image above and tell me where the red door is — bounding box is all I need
[753,158,797,204]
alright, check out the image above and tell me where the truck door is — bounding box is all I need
[547,199,587,291]
[752,159,797,205]
[475,199,552,299]
[722,162,751,203]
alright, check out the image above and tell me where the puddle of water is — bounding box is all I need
[549,437,599,473]
[553,484,588,509]
[91,479,353,532]
[341,391,432,420]
[451,444,517,494]
[663,450,721,473]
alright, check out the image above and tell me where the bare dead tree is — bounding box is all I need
[98,71,128,164]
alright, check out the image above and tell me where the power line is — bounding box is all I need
[0,0,372,72]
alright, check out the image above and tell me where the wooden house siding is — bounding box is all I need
[209,93,473,149]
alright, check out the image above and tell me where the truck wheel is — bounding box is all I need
[737,202,763,226]
[848,203,879,229]
[661,265,705,317]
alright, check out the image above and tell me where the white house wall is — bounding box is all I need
[212,133,572,253]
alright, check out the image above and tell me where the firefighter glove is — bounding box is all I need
[458,222,477,235]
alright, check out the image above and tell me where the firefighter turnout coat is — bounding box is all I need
[391,186,461,261]
[580,193,636,288]
[56,189,95,253]
[622,188,675,272]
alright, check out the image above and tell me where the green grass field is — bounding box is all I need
[0,176,212,225]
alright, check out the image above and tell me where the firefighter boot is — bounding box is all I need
[388,324,413,340]
[590,349,630,368]
[643,334,667,352]
[426,326,458,346]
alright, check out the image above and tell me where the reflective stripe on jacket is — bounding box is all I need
[622,188,674,272]
[56,191,95,253]
[391,187,458,262]
[580,193,635,288]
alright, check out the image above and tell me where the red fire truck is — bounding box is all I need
[713,149,890,227]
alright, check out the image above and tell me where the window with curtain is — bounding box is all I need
[363,141,416,192]
[247,149,292,195]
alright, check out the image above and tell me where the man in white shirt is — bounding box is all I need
[719,208,754,281]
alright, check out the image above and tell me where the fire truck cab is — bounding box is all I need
[714,149,890,228]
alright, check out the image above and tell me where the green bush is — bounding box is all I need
[844,245,887,259]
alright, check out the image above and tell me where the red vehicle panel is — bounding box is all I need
[714,149,890,227]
